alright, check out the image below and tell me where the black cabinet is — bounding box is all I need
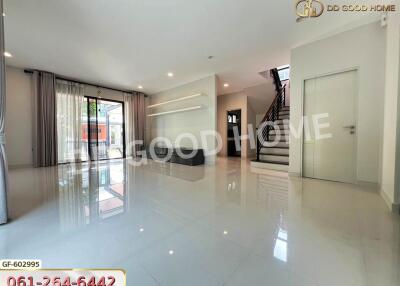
[146,147,205,166]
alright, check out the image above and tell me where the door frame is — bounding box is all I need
[300,67,359,182]
[227,109,242,157]
[85,96,126,161]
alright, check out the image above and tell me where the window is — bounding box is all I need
[277,66,290,81]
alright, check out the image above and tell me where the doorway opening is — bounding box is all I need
[227,109,241,157]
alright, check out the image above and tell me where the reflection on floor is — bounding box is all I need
[146,159,205,182]
[58,161,127,231]
[1,158,399,286]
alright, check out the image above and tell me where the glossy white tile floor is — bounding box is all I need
[1,158,399,286]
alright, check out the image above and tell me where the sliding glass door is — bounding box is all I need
[84,97,125,161]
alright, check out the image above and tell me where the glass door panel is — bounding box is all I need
[97,99,124,160]
[88,97,99,161]
[81,100,89,161]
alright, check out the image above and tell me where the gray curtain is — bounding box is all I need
[32,71,58,167]
[123,92,135,157]
[56,80,85,163]
[133,92,146,156]
[0,0,8,224]
[124,92,146,157]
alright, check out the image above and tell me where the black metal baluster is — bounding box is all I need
[256,67,287,162]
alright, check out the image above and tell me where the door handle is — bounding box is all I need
[343,125,355,129]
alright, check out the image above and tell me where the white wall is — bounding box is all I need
[255,114,265,126]
[84,85,125,102]
[147,75,217,164]
[382,7,400,209]
[5,66,33,168]
[290,22,386,184]
[245,81,276,114]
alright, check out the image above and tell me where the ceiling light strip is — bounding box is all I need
[147,93,203,109]
[147,105,203,117]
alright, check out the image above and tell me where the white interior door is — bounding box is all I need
[303,70,357,183]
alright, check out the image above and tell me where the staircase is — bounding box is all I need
[251,68,290,172]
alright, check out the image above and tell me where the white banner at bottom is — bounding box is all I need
[0,269,126,286]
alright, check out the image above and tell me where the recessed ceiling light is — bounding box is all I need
[2,13,6,17]
[168,250,174,255]
[138,85,143,89]
[167,72,174,77]
[3,52,12,58]
[223,83,229,88]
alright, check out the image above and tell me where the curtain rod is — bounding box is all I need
[24,69,147,97]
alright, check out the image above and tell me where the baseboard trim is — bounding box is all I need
[250,161,288,172]
[392,203,400,214]
[288,172,300,177]
[380,189,397,212]
[356,180,379,191]
[204,155,216,165]
[8,164,33,170]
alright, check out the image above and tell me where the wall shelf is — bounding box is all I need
[147,105,203,117]
[147,93,204,109]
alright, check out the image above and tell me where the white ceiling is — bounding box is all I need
[3,0,381,95]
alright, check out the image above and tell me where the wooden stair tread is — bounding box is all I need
[261,146,289,149]
[252,159,289,166]
[259,152,289,157]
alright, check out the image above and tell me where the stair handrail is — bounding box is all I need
[260,85,286,124]
[256,68,287,161]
